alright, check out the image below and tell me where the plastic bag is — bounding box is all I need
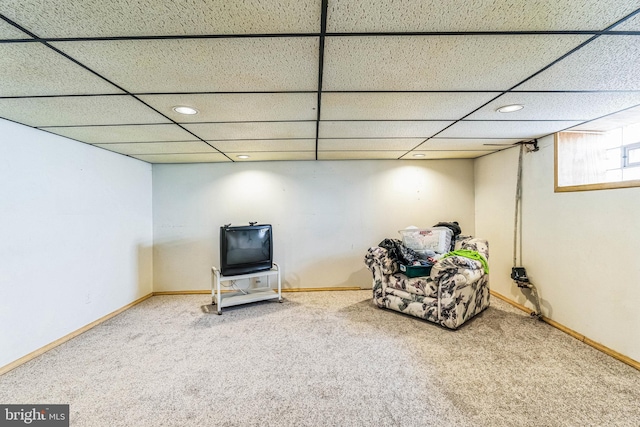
[398,227,453,255]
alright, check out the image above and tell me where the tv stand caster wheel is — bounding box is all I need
[278,298,283,303]
[217,310,222,315]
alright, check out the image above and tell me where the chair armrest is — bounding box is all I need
[430,255,486,285]
[430,251,490,329]
[455,237,489,261]
[364,246,399,275]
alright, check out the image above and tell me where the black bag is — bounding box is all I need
[378,238,422,265]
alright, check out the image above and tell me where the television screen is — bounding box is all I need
[220,224,272,276]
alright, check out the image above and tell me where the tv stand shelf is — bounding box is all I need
[211,263,282,315]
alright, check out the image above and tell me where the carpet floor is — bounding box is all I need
[1,291,639,426]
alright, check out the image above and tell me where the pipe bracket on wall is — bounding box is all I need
[516,280,543,319]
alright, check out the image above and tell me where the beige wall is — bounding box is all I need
[152,159,476,292]
[6,117,638,369]
[475,135,640,362]
[0,119,153,368]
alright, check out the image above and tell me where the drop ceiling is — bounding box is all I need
[1,0,640,163]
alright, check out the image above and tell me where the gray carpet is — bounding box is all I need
[1,291,639,426]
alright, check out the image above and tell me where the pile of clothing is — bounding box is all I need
[377,238,437,268]
[378,222,488,274]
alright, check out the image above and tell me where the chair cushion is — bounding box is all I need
[387,273,438,299]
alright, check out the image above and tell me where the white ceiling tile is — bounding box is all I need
[0,20,29,38]
[402,150,496,159]
[184,122,316,140]
[611,12,640,30]
[232,152,316,162]
[140,93,317,123]
[3,2,638,164]
[41,124,196,143]
[326,0,640,32]
[0,43,123,96]
[0,95,170,127]
[94,141,216,155]
[323,35,590,91]
[319,121,452,138]
[439,120,582,139]
[53,38,319,93]
[416,138,520,150]
[517,36,640,91]
[0,0,321,37]
[568,105,640,132]
[318,138,424,151]
[321,92,500,120]
[211,139,315,152]
[467,91,640,121]
[131,153,231,163]
[318,151,407,160]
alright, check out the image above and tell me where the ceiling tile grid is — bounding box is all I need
[319,121,453,139]
[322,35,591,91]
[320,92,500,120]
[51,38,320,93]
[40,124,200,144]
[612,11,640,30]
[93,141,217,155]
[400,150,495,160]
[415,138,521,151]
[0,19,29,38]
[438,120,583,139]
[130,153,231,163]
[515,36,640,91]
[326,0,640,32]
[0,95,170,127]
[0,43,124,97]
[571,105,640,132]
[0,0,322,37]
[467,91,640,121]
[232,152,316,162]
[1,2,640,163]
[318,151,409,160]
[211,139,316,153]
[183,121,317,141]
[139,93,318,123]
[318,138,425,151]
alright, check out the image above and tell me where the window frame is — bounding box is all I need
[554,133,640,193]
[623,142,640,168]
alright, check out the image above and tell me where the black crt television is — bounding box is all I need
[220,224,273,276]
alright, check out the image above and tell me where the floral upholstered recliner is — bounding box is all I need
[364,236,490,329]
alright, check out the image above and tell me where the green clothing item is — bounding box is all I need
[441,250,489,274]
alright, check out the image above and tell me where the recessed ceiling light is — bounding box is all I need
[172,106,198,115]
[496,104,524,113]
[237,155,250,159]
[412,153,426,157]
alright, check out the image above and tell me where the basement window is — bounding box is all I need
[624,142,640,168]
[555,121,640,192]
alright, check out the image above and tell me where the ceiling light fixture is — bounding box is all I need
[172,106,198,115]
[496,104,524,113]
[412,153,426,157]
[237,155,250,159]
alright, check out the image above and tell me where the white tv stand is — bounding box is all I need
[211,263,282,315]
